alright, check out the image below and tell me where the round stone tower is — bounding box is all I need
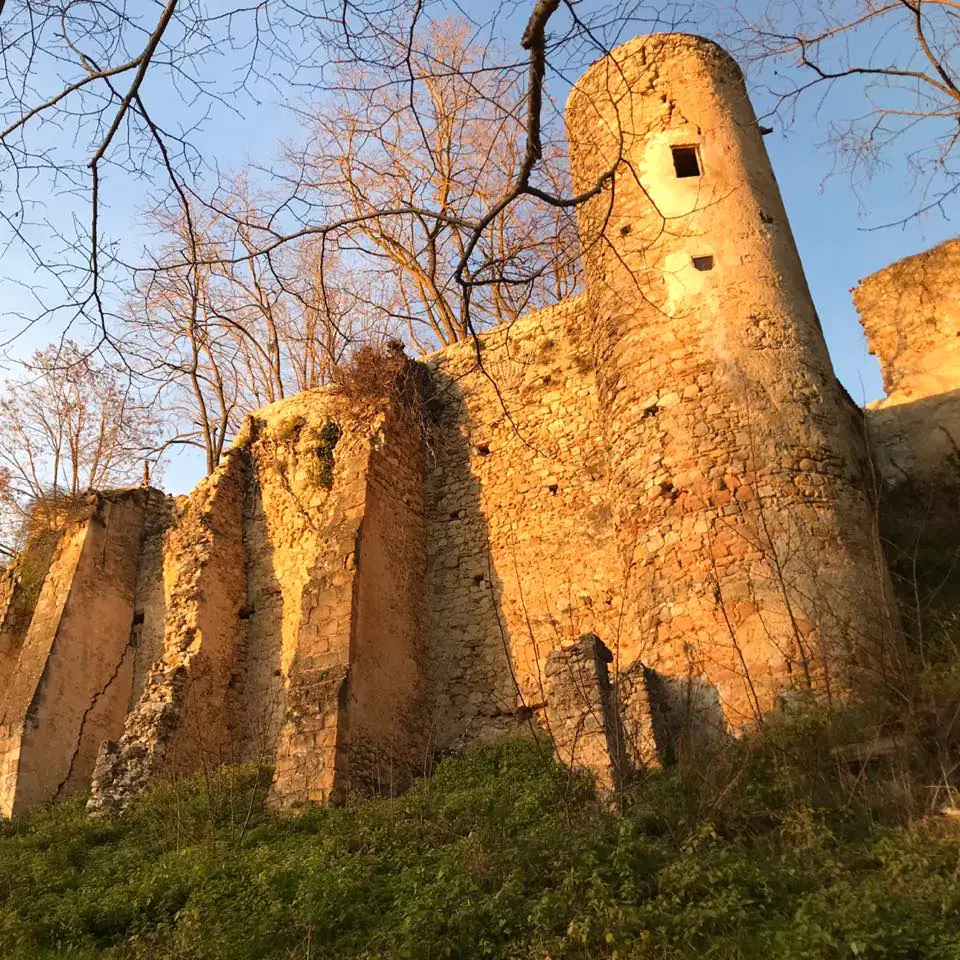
[566,34,896,723]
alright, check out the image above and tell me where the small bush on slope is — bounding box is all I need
[0,736,958,960]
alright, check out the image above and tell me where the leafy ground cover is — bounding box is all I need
[0,730,958,960]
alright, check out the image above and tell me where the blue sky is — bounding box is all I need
[0,1,956,494]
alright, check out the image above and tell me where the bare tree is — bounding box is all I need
[128,190,382,474]
[0,1,679,346]
[0,342,158,548]
[127,205,243,476]
[211,180,380,398]
[287,18,581,348]
[726,0,960,224]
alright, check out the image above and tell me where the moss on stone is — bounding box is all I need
[304,420,343,490]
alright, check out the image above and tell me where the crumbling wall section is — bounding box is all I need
[128,495,176,709]
[854,238,960,406]
[88,455,248,814]
[854,239,960,489]
[854,240,960,642]
[245,394,373,810]
[0,520,87,817]
[544,634,621,790]
[0,531,61,708]
[0,493,153,816]
[341,403,429,797]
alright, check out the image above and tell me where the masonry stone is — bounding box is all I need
[0,34,953,814]
[853,238,960,489]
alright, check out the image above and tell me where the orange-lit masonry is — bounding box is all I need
[0,36,957,817]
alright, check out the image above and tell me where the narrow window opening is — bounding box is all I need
[476,444,491,457]
[692,255,714,272]
[132,611,145,626]
[671,145,701,178]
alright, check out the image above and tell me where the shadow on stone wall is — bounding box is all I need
[228,469,286,771]
[872,395,960,656]
[424,367,544,752]
[641,666,727,767]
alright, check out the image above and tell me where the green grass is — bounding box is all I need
[0,737,958,960]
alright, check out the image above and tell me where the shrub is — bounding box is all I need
[0,738,958,959]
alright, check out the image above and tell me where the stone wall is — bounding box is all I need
[853,238,960,647]
[0,520,88,816]
[854,239,960,489]
[89,372,431,815]
[566,33,896,717]
[0,32,937,817]
[343,404,430,797]
[854,239,960,407]
[256,393,381,810]
[128,498,176,710]
[87,460,247,813]
[0,492,167,817]
[425,297,625,750]
[0,530,61,709]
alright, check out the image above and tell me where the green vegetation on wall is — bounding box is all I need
[308,420,343,490]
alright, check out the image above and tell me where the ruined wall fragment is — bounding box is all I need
[0,531,61,708]
[0,492,161,817]
[254,397,373,810]
[543,634,621,790]
[265,363,430,808]
[854,238,960,407]
[342,402,429,797]
[853,240,960,644]
[854,239,960,488]
[88,458,248,813]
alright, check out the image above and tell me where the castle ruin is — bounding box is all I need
[0,34,957,817]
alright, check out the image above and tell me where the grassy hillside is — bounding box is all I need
[1,725,958,960]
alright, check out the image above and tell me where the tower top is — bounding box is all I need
[566,33,745,114]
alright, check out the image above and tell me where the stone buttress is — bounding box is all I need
[86,369,431,815]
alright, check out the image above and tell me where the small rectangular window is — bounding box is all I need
[692,255,714,271]
[671,145,701,178]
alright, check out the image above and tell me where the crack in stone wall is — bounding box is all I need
[0,491,160,816]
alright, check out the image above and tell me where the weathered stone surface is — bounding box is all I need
[544,634,621,790]
[0,33,950,816]
[567,32,897,719]
[854,239,960,489]
[0,490,169,817]
[854,239,960,407]
[424,297,626,753]
[87,459,247,815]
